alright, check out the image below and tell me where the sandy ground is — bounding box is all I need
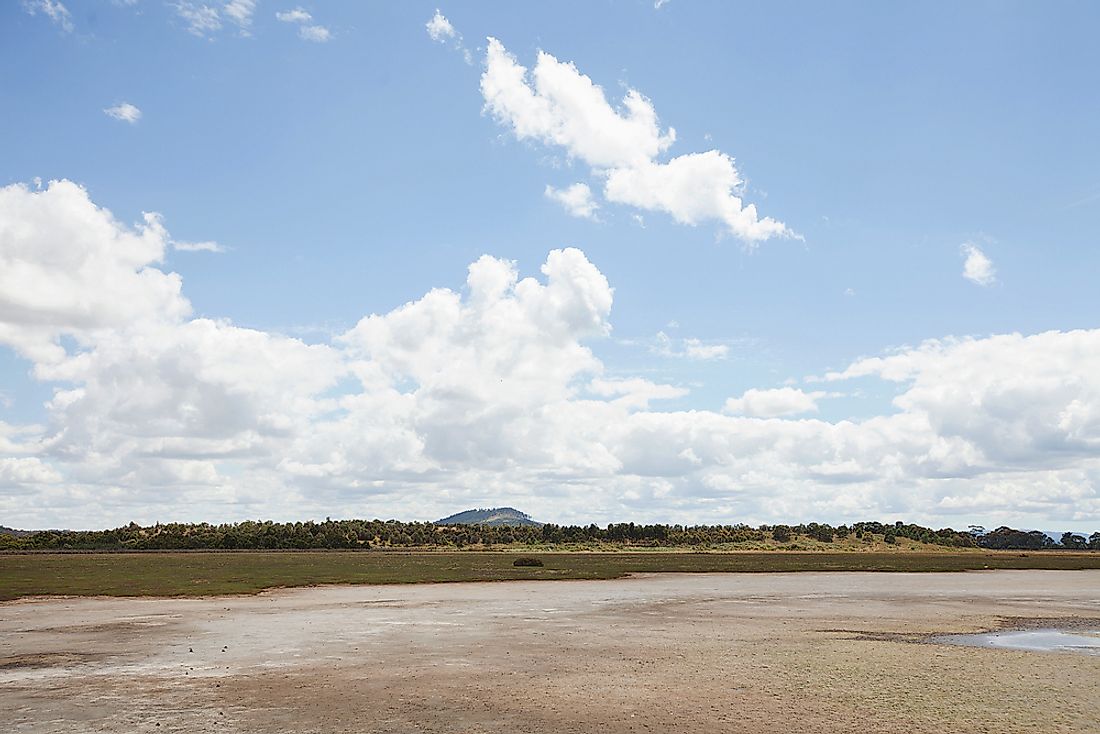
[3,571,1100,734]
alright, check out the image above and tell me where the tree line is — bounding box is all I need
[1,518,1098,551]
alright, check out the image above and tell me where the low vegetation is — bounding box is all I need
[2,550,1100,602]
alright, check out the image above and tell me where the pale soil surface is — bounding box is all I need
[3,571,1099,733]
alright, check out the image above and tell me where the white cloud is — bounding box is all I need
[824,330,1100,467]
[961,242,996,286]
[425,9,455,42]
[0,180,189,364]
[480,38,794,244]
[275,6,329,42]
[275,7,310,23]
[652,331,729,360]
[724,387,823,418]
[298,24,330,42]
[174,2,222,36]
[104,102,142,124]
[683,338,729,361]
[604,153,790,242]
[4,181,1100,530]
[588,378,688,410]
[482,39,674,169]
[425,9,471,64]
[172,240,225,253]
[223,0,256,29]
[0,457,61,486]
[22,0,72,32]
[545,182,600,220]
[173,1,257,37]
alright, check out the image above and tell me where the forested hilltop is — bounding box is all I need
[1,519,1097,552]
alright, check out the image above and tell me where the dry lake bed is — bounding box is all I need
[3,570,1099,733]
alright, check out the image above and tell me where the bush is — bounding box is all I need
[513,557,544,567]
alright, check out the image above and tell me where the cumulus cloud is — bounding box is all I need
[22,0,72,32]
[0,457,61,487]
[0,180,189,364]
[824,331,1100,467]
[961,242,996,286]
[724,387,824,418]
[104,102,142,124]
[3,181,1100,530]
[425,9,455,42]
[480,38,794,244]
[545,182,600,220]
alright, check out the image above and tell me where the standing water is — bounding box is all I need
[933,629,1100,655]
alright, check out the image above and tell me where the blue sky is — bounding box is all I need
[2,1,1099,529]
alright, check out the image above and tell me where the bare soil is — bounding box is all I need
[3,571,1099,733]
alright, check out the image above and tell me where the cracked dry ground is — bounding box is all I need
[3,571,1099,734]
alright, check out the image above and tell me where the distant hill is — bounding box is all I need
[0,525,36,538]
[435,507,542,527]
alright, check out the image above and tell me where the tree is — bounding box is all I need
[772,525,792,543]
[1061,532,1086,550]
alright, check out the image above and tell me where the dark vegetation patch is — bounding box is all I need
[3,519,1097,552]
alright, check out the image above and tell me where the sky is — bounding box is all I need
[2,0,1099,530]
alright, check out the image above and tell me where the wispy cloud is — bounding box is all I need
[172,240,225,253]
[275,7,310,23]
[277,6,331,43]
[174,2,222,37]
[223,0,256,30]
[22,0,72,33]
[299,24,330,42]
[650,331,730,361]
[173,1,258,38]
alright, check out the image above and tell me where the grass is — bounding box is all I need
[2,550,1100,602]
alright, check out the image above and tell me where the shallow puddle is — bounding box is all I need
[934,629,1100,655]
